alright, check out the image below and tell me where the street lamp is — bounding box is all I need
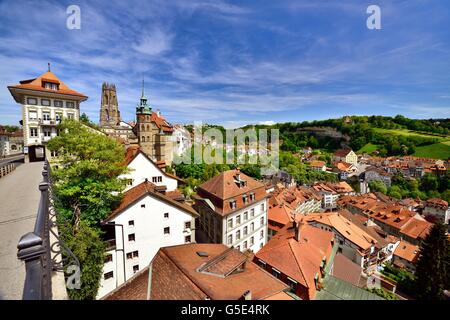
[101,221,126,288]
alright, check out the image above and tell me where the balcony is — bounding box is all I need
[105,239,116,251]
[39,118,61,126]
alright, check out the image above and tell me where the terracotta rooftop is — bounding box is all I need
[148,244,289,300]
[268,204,294,230]
[196,169,267,216]
[331,253,362,287]
[105,180,197,222]
[393,240,419,263]
[313,181,354,194]
[103,267,150,300]
[309,160,326,168]
[8,70,87,102]
[334,148,353,157]
[426,198,448,208]
[256,220,334,299]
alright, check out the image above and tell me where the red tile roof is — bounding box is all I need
[334,148,353,157]
[393,240,419,263]
[8,70,87,102]
[146,244,289,300]
[105,180,197,222]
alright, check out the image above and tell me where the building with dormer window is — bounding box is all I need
[193,168,269,253]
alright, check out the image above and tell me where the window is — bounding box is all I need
[250,193,255,201]
[260,216,264,226]
[272,268,280,279]
[250,208,255,217]
[236,245,240,251]
[142,136,146,142]
[250,222,254,232]
[43,129,51,137]
[244,211,248,221]
[261,203,265,212]
[128,233,135,242]
[287,278,297,291]
[27,98,37,105]
[41,99,51,106]
[243,194,248,204]
[228,219,233,229]
[30,128,38,137]
[258,259,266,268]
[128,220,134,226]
[185,235,191,243]
[164,212,169,219]
[141,204,145,208]
[250,236,254,246]
[29,111,37,120]
[133,251,139,258]
[126,252,133,259]
[185,221,191,229]
[104,271,114,280]
[260,230,264,240]
[55,113,62,122]
[243,241,248,250]
[104,254,113,263]
[230,200,236,210]
[236,230,241,240]
[50,150,58,157]
[227,234,233,245]
[66,101,75,108]
[243,226,248,236]
[44,82,58,90]
[54,100,63,107]
[164,227,170,235]
[133,265,139,274]
[42,112,50,120]
[236,215,241,225]
[67,113,74,120]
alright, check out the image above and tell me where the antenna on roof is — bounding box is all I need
[48,62,51,72]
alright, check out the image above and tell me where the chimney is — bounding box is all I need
[295,219,304,242]
[236,167,241,181]
[241,290,252,300]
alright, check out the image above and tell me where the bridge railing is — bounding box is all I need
[16,161,53,299]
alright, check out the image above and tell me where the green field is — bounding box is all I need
[412,140,450,159]
[372,128,448,142]
[358,143,379,154]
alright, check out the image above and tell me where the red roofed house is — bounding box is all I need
[333,148,358,166]
[104,243,293,300]
[97,180,198,299]
[309,160,327,172]
[392,240,420,273]
[193,168,269,253]
[8,67,88,162]
[254,220,335,300]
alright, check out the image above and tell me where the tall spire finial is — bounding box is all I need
[141,77,145,97]
[48,62,51,72]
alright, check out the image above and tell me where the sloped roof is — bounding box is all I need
[393,240,419,263]
[105,180,197,221]
[334,148,354,157]
[8,70,87,102]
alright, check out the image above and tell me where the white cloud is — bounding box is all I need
[132,27,173,56]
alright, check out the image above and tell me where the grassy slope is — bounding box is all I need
[358,143,379,154]
[413,140,450,159]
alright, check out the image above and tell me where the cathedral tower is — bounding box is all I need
[99,82,120,127]
[135,80,154,157]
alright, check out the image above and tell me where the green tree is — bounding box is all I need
[369,180,387,194]
[420,173,439,192]
[415,222,450,300]
[48,120,127,226]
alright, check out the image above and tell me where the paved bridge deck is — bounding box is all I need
[0,162,43,300]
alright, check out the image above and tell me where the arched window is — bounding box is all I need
[147,136,150,141]
[141,124,145,131]
[142,136,145,142]
[147,125,150,131]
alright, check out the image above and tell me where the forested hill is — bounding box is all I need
[239,115,450,159]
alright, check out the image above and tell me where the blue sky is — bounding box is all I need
[0,0,449,128]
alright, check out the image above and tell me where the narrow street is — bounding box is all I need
[0,161,44,300]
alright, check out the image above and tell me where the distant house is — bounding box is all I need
[309,160,327,172]
[312,182,355,210]
[359,166,392,193]
[120,146,181,192]
[262,169,296,188]
[423,198,450,224]
[269,185,322,216]
[103,244,292,300]
[392,240,420,273]
[255,220,335,300]
[333,148,358,166]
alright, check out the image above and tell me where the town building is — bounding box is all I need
[120,146,181,192]
[255,219,335,300]
[8,67,88,161]
[422,198,450,224]
[392,240,419,273]
[267,203,293,239]
[269,185,323,215]
[305,212,378,272]
[0,126,23,157]
[103,243,292,300]
[193,168,268,253]
[333,148,358,166]
[172,125,192,156]
[359,166,392,194]
[133,85,174,166]
[309,160,327,172]
[97,180,198,299]
[312,181,355,210]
